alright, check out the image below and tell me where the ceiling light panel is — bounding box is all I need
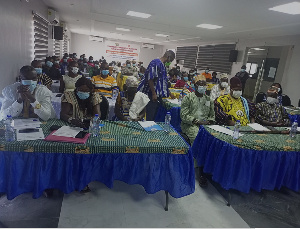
[156,34,169,37]
[196,24,223,29]
[269,2,300,15]
[127,11,151,18]
[116,27,131,32]
[140,37,154,40]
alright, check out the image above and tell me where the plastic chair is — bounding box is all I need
[281,94,291,106]
[255,92,266,104]
[100,95,110,120]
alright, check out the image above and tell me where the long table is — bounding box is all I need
[192,125,300,193]
[0,119,195,203]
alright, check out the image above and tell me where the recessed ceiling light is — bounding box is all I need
[269,2,300,15]
[140,37,154,40]
[252,48,265,51]
[127,11,151,18]
[156,34,169,37]
[196,24,223,29]
[116,27,131,32]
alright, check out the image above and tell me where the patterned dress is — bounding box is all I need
[62,75,82,92]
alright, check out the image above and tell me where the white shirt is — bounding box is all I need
[0,82,56,121]
[210,84,230,102]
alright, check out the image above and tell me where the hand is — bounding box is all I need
[152,93,157,102]
[70,119,86,128]
[276,122,284,127]
[170,93,176,99]
[22,90,36,103]
[227,120,236,126]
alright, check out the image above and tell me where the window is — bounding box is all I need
[246,62,258,76]
[63,34,69,55]
[54,39,61,58]
[33,13,49,60]
[176,46,198,69]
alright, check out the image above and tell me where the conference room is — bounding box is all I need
[0,0,300,228]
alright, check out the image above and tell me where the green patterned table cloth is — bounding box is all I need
[204,125,300,152]
[0,119,188,154]
[162,99,180,110]
[284,107,300,115]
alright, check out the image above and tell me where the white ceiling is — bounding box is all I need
[42,0,300,45]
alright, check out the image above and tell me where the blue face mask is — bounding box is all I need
[64,59,68,62]
[183,77,189,81]
[205,70,209,73]
[46,61,53,67]
[76,91,90,100]
[127,64,131,67]
[22,80,37,93]
[241,69,245,72]
[34,68,42,75]
[132,64,136,67]
[102,70,109,75]
[196,86,206,94]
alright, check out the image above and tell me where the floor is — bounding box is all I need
[0,173,299,228]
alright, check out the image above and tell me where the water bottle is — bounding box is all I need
[233,120,241,140]
[91,114,100,137]
[112,89,117,100]
[165,112,171,125]
[178,94,183,105]
[290,120,298,138]
[5,115,15,142]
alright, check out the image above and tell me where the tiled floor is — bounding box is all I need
[1,173,300,228]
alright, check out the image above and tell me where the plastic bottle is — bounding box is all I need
[5,115,15,142]
[290,120,298,138]
[233,120,241,140]
[112,89,117,100]
[92,114,100,137]
[165,112,171,125]
[178,94,183,105]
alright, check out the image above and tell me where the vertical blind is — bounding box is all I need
[54,40,61,57]
[196,44,236,73]
[33,13,49,60]
[176,46,198,69]
[63,34,69,55]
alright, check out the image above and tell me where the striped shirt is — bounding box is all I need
[37,73,53,88]
[91,75,117,97]
[137,59,169,98]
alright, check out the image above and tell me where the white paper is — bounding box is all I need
[16,128,44,141]
[13,119,41,130]
[248,123,270,131]
[138,121,163,131]
[268,67,276,78]
[52,126,82,138]
[207,125,244,137]
[166,99,180,105]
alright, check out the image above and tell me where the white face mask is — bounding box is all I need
[71,67,79,74]
[221,82,228,88]
[266,97,278,104]
[232,90,242,99]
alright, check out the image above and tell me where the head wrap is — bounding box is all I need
[230,77,242,88]
[125,76,139,87]
[194,75,206,83]
[220,73,229,79]
[241,65,246,69]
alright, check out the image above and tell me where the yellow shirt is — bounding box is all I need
[91,75,117,97]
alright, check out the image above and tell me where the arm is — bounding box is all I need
[93,103,101,117]
[207,99,215,123]
[281,107,291,127]
[29,92,54,121]
[114,93,127,121]
[148,79,157,101]
[214,98,231,125]
[0,99,23,119]
[59,78,65,93]
[255,103,278,126]
[60,102,73,122]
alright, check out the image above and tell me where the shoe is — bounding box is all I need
[80,185,91,194]
[199,175,208,187]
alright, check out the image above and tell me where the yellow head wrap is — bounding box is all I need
[194,75,206,83]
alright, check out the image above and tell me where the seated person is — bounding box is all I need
[201,67,212,82]
[91,62,117,98]
[0,66,55,121]
[168,69,178,83]
[31,60,52,90]
[215,77,256,126]
[42,57,53,77]
[211,72,219,84]
[115,76,145,121]
[60,77,102,128]
[210,73,230,101]
[174,72,188,89]
[255,87,290,127]
[44,57,62,80]
[180,75,215,145]
[92,61,101,76]
[59,61,82,93]
[181,76,195,97]
[121,60,134,76]
[271,83,284,105]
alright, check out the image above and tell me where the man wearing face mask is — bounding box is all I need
[0,66,55,121]
[210,73,230,101]
[31,60,53,90]
[215,77,256,126]
[43,57,54,77]
[138,50,176,121]
[201,67,212,82]
[59,61,82,93]
[235,65,249,95]
[174,72,188,89]
[122,60,134,76]
[92,62,117,98]
[255,87,290,127]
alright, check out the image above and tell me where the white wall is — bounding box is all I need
[70,33,164,66]
[0,0,48,92]
[163,34,300,105]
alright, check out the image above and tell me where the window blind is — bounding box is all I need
[33,13,49,60]
[196,44,236,73]
[63,34,69,54]
[176,46,198,69]
[54,40,61,57]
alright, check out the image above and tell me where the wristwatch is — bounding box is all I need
[34,103,41,109]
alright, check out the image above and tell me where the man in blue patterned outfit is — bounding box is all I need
[138,50,176,120]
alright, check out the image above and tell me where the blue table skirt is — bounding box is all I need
[155,105,182,133]
[192,126,300,193]
[0,149,195,200]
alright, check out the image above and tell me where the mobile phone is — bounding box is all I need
[75,131,87,139]
[19,128,40,133]
[56,94,62,97]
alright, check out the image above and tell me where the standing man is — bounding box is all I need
[138,50,176,121]
[235,65,249,95]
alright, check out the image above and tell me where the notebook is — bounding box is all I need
[44,130,90,144]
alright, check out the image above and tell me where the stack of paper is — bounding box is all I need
[207,125,244,137]
[16,129,44,141]
[52,126,82,138]
[138,121,163,131]
[13,119,44,141]
[248,123,270,131]
[13,119,41,129]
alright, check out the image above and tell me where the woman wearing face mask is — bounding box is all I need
[255,87,290,127]
[115,76,145,121]
[174,72,188,89]
[271,83,284,105]
[215,77,256,126]
[31,60,53,90]
[210,73,230,101]
[59,61,82,93]
[60,77,102,128]
[42,57,54,77]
